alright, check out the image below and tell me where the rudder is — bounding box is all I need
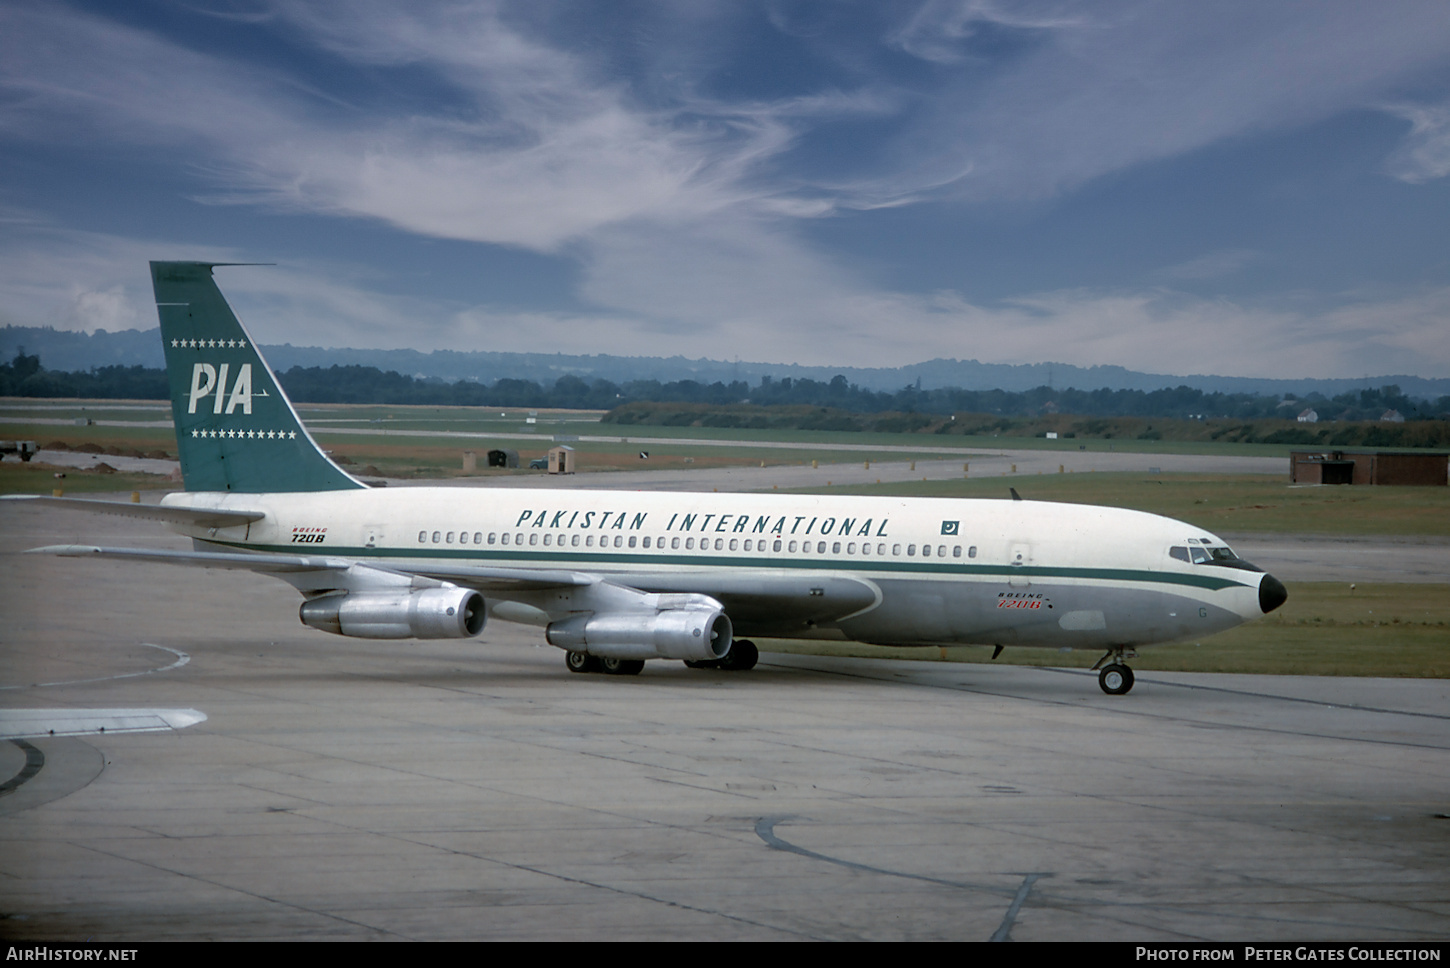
[151,262,362,493]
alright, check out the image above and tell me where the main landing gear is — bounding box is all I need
[564,651,644,676]
[564,640,761,676]
[1092,647,1138,695]
[685,639,759,672]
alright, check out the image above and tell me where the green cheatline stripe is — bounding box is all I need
[214,539,1247,591]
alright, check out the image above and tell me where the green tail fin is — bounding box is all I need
[151,262,363,493]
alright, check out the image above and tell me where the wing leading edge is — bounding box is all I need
[25,544,596,591]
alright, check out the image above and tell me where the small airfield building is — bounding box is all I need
[487,448,520,468]
[1289,450,1448,486]
[547,445,576,475]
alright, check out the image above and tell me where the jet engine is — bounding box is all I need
[299,586,486,639]
[545,606,732,662]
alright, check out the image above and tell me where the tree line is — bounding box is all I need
[4,350,1448,423]
[0,350,169,400]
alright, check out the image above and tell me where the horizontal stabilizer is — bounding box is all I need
[2,494,264,529]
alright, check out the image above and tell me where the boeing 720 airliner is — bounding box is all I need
[16,263,1287,694]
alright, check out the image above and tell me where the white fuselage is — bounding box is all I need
[162,487,1270,650]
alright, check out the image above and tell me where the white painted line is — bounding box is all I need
[0,644,189,691]
[0,707,207,739]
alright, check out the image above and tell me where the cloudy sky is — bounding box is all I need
[2,0,1448,379]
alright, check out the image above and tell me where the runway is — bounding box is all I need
[22,444,1285,487]
[2,501,1448,941]
[410,450,1288,490]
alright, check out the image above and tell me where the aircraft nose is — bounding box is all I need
[1259,574,1288,614]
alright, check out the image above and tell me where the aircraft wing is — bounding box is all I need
[22,544,873,627]
[27,544,355,574]
[25,544,595,591]
[614,570,881,627]
[2,494,264,530]
[384,562,879,623]
[398,560,597,590]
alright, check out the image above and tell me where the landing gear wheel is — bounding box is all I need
[600,657,645,676]
[1098,663,1135,695]
[565,651,600,674]
[718,639,758,671]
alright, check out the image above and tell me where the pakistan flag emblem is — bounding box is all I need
[940,520,959,536]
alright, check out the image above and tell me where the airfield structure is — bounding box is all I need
[1289,449,1448,486]
[547,444,576,474]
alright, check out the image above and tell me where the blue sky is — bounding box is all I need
[2,0,1448,379]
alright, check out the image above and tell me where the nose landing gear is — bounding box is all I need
[1092,648,1138,695]
[1098,663,1134,695]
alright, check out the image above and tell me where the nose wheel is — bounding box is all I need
[1098,663,1134,695]
[1092,648,1138,695]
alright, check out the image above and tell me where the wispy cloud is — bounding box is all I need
[0,217,199,333]
[2,2,1449,379]
[882,1,1450,203]
[1160,250,1262,282]
[6,3,1446,230]
[1382,99,1450,183]
[0,215,418,349]
[572,216,1450,378]
[888,0,1088,64]
[0,4,794,250]
[4,213,1448,380]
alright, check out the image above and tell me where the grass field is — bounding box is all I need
[794,471,1450,536]
[0,423,175,455]
[0,459,172,495]
[2,403,1000,478]
[759,582,1450,678]
[3,398,1320,456]
[5,460,1447,541]
[4,400,1446,536]
[9,397,1448,480]
[4,400,1446,678]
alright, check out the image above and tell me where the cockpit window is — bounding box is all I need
[1171,543,1261,571]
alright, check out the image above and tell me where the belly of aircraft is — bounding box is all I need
[838,578,1244,649]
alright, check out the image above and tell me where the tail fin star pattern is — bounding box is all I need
[152,261,363,493]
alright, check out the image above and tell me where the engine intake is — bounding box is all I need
[545,606,732,662]
[300,586,486,639]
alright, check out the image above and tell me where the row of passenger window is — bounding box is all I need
[418,529,978,559]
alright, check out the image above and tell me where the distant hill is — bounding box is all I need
[5,324,1450,400]
[0,326,165,372]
